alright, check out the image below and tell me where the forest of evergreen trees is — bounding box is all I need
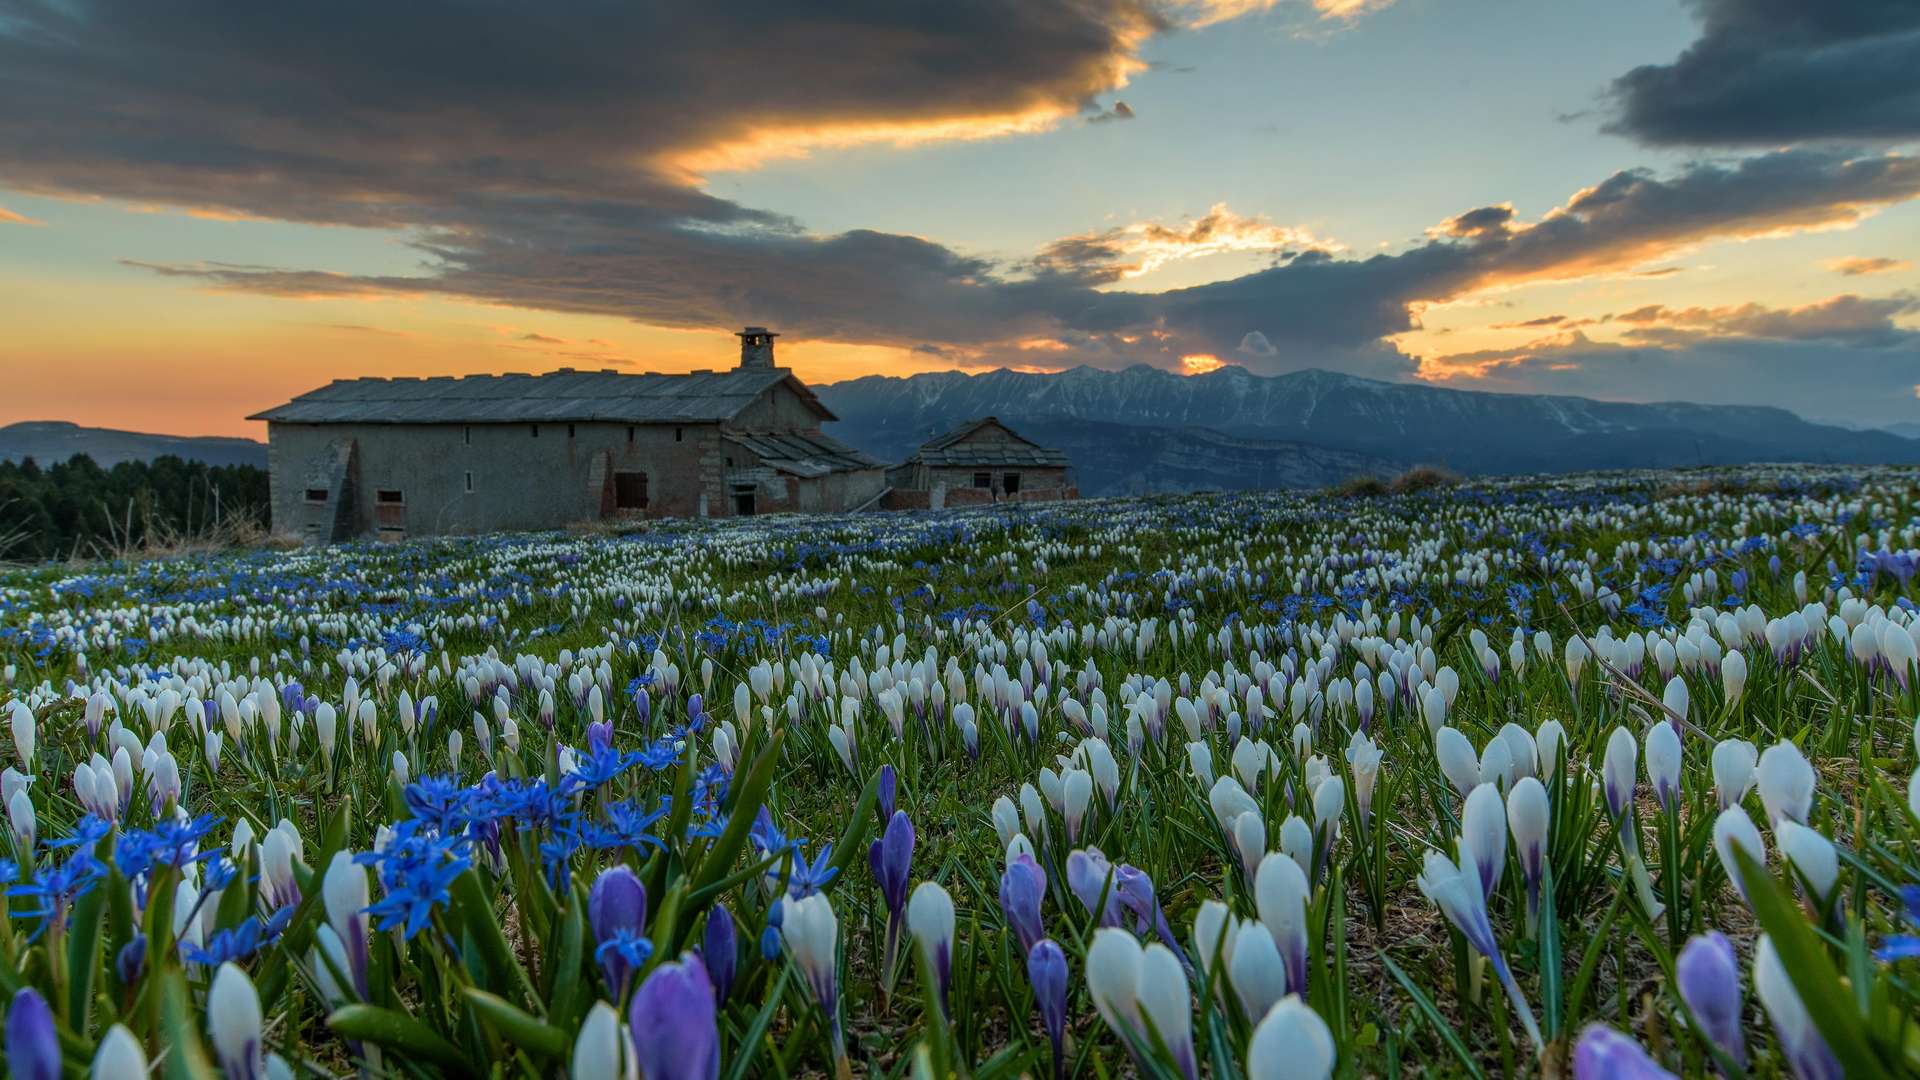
[0,454,271,562]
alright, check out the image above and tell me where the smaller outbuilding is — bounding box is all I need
[884,417,1076,509]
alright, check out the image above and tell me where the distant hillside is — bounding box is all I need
[1013,418,1400,496]
[0,421,267,469]
[819,364,1920,486]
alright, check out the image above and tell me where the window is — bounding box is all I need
[464,471,474,494]
[463,425,471,446]
[1003,472,1021,495]
[972,472,992,489]
[613,471,649,510]
[627,425,635,443]
[375,489,405,505]
[674,427,683,443]
[304,488,328,504]
[725,456,734,467]
[530,424,539,438]
[733,490,756,516]
[568,423,577,438]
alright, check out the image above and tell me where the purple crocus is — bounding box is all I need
[6,988,59,1080]
[1027,939,1068,1080]
[590,865,649,997]
[1000,853,1047,955]
[1066,847,1123,927]
[1114,864,1188,970]
[586,719,613,755]
[628,953,721,1080]
[868,810,915,993]
[1676,931,1746,1069]
[703,903,738,1005]
[1572,1024,1677,1079]
[877,764,897,822]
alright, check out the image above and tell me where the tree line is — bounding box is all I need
[0,454,271,562]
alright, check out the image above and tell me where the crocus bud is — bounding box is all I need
[782,893,841,1048]
[1229,921,1288,1023]
[907,881,956,1013]
[1536,719,1566,779]
[1645,722,1682,812]
[1676,931,1744,1068]
[1507,777,1550,930]
[1711,739,1757,811]
[7,988,59,1080]
[91,1024,149,1080]
[1602,727,1637,820]
[1027,939,1068,1077]
[8,788,34,850]
[1435,727,1479,798]
[991,796,1021,851]
[208,962,264,1080]
[1137,943,1196,1080]
[1253,852,1309,995]
[1753,934,1840,1080]
[1756,740,1814,828]
[1460,782,1507,900]
[1721,649,1747,705]
[1000,853,1047,955]
[1776,820,1838,912]
[9,700,33,769]
[590,865,650,998]
[1066,847,1122,927]
[322,850,371,996]
[572,1000,629,1080]
[1245,996,1335,1080]
[627,954,720,1080]
[1571,1024,1675,1079]
[1712,805,1766,905]
[703,905,737,1005]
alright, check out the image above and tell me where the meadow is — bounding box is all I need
[3,466,1919,1079]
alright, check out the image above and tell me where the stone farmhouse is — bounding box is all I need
[883,417,1076,509]
[252,328,887,542]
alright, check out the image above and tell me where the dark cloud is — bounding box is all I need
[1493,314,1568,329]
[7,2,1920,394]
[519,333,566,344]
[1618,293,1919,347]
[1604,0,1920,146]
[1087,101,1138,123]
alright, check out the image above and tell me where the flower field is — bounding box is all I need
[3,467,1920,1079]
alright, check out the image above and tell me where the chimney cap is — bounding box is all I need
[737,326,779,338]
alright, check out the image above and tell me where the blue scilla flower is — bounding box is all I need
[595,929,655,999]
[8,851,106,940]
[357,831,472,940]
[114,813,223,882]
[45,815,112,850]
[635,738,683,772]
[181,906,294,967]
[1875,886,1920,962]
[760,899,784,962]
[402,775,477,836]
[786,843,839,899]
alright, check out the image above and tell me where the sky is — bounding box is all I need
[1,0,1917,438]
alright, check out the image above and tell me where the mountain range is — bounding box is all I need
[816,364,1920,495]
[0,421,268,470]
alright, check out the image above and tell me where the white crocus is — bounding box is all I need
[1245,996,1335,1080]
[1711,739,1757,811]
[1756,740,1815,828]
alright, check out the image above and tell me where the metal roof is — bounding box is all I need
[907,417,1070,468]
[248,367,835,425]
[724,430,883,478]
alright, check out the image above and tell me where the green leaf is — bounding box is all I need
[328,1004,472,1071]
[1732,848,1896,1080]
[156,966,220,1080]
[450,868,540,1009]
[1378,952,1487,1080]
[722,967,790,1080]
[461,988,569,1060]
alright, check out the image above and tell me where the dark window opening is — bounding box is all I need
[1003,472,1021,494]
[568,423,577,438]
[463,425,471,446]
[614,471,649,510]
[530,424,539,438]
[725,456,734,467]
[675,427,683,442]
[733,490,756,516]
[304,488,328,504]
[972,472,992,489]
[464,471,474,494]
[626,425,635,443]
[376,489,404,505]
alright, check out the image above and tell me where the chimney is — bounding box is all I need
[736,326,779,370]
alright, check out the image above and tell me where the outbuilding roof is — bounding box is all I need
[249,367,834,425]
[905,417,1070,468]
[723,430,883,478]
